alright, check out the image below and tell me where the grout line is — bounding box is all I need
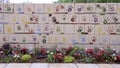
[29,63,32,68]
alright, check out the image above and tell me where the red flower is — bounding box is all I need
[86,49,93,54]
[54,53,63,61]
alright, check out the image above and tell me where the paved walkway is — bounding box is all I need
[0,63,120,68]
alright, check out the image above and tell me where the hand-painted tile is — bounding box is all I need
[9,34,19,43]
[4,24,14,34]
[65,3,74,13]
[19,14,29,24]
[59,35,69,44]
[24,4,34,14]
[0,24,3,33]
[0,34,9,43]
[69,35,79,45]
[14,24,24,33]
[85,25,95,35]
[107,3,117,13]
[95,25,106,35]
[29,34,39,43]
[24,24,35,33]
[19,34,29,43]
[49,14,59,24]
[116,25,120,34]
[47,35,58,43]
[54,3,65,13]
[75,24,84,34]
[39,14,49,24]
[85,3,95,13]
[110,35,120,45]
[14,4,24,14]
[88,35,99,44]
[89,14,99,24]
[9,14,19,24]
[54,24,64,34]
[0,3,3,12]
[34,24,44,34]
[43,24,54,34]
[0,14,9,24]
[79,14,89,24]
[75,3,85,13]
[3,3,13,12]
[100,35,110,45]
[64,24,74,34]
[59,14,68,24]
[39,34,48,44]
[105,25,116,35]
[99,14,111,24]
[68,14,78,23]
[28,14,39,24]
[34,4,44,14]
[78,35,88,44]
[95,3,107,13]
[44,4,54,13]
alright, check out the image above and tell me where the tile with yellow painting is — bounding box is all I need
[95,25,106,35]
[19,14,29,24]
[9,14,19,24]
[4,24,14,34]
[47,35,58,43]
[59,35,69,44]
[24,4,34,14]
[44,4,54,14]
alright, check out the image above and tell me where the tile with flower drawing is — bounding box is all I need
[68,14,78,23]
[54,24,64,34]
[85,3,95,13]
[78,14,89,24]
[4,24,14,34]
[44,4,54,14]
[19,34,29,43]
[0,14,9,24]
[14,24,25,33]
[74,24,84,34]
[107,3,117,13]
[59,35,69,44]
[9,34,19,43]
[24,24,35,34]
[0,34,9,43]
[28,14,39,24]
[65,3,74,13]
[49,14,59,24]
[9,14,19,24]
[105,25,116,35]
[3,3,13,12]
[47,35,58,44]
[55,3,65,13]
[89,14,99,24]
[29,34,39,43]
[34,24,44,34]
[59,14,68,24]
[100,35,110,45]
[39,14,49,24]
[95,25,106,35]
[95,3,107,13]
[84,25,95,35]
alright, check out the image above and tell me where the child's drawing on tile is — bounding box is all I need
[100,14,110,24]
[88,35,99,44]
[69,14,78,23]
[54,25,64,34]
[89,14,99,23]
[96,3,107,13]
[9,14,19,24]
[47,35,58,43]
[29,34,38,43]
[0,14,8,24]
[85,25,94,35]
[34,4,44,14]
[0,24,3,33]
[75,25,84,34]
[65,3,74,13]
[59,14,68,23]
[110,35,119,45]
[110,14,119,23]
[4,4,13,12]
[19,35,29,43]
[24,4,34,14]
[117,3,120,13]
[34,24,43,34]
[28,14,39,24]
[24,24,35,33]
[44,4,54,13]
[19,14,29,24]
[95,25,106,35]
[79,14,89,24]
[75,3,85,13]
[49,14,59,24]
[107,3,116,13]
[78,35,87,44]
[106,25,116,35]
[15,24,24,33]
[59,35,69,44]
[43,25,53,34]
[40,34,47,44]
[100,35,109,45]
[0,4,3,12]
[86,3,95,13]
[116,25,120,34]
[39,14,49,24]
[9,34,19,43]
[14,4,24,14]
[70,35,79,45]
[4,24,14,34]
[0,34,9,43]
[55,4,65,13]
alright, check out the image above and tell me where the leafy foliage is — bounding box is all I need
[21,54,31,62]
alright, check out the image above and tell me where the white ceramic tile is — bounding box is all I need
[31,63,48,68]
[89,14,99,24]
[29,34,39,43]
[84,25,95,35]
[19,14,29,24]
[95,3,107,13]
[59,14,68,24]
[79,14,89,24]
[49,14,59,24]
[0,3,4,12]
[47,35,58,43]
[85,3,95,13]
[0,34,9,43]
[14,24,25,33]
[49,63,77,68]
[107,3,117,13]
[43,24,54,34]
[9,14,19,24]
[3,4,13,12]
[105,25,116,35]
[27,14,39,24]
[39,14,49,24]
[74,24,84,34]
[4,24,14,34]
[24,24,35,33]
[64,24,74,34]
[113,64,120,68]
[34,24,44,34]
[5,63,31,68]
[0,24,4,33]
[59,35,69,44]
[9,34,19,43]
[54,24,64,34]
[68,14,78,23]
[0,63,7,68]
[0,14,9,24]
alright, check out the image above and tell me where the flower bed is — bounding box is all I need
[0,43,120,63]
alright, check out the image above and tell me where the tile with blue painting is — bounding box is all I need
[34,4,44,14]
[9,34,19,43]
[75,3,85,13]
[65,3,74,13]
[78,35,88,44]
[69,35,79,45]
[43,24,54,34]
[89,14,99,24]
[0,24,3,33]
[34,24,44,34]
[14,4,24,14]
[39,14,49,24]
[107,3,117,13]
[0,14,9,24]
[29,34,39,43]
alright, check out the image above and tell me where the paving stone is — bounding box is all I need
[30,63,48,68]
[77,64,100,68]
[98,64,113,68]
[5,63,31,68]
[0,63,8,68]
[112,64,120,68]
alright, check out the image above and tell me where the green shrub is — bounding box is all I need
[21,54,31,62]
[64,56,75,63]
